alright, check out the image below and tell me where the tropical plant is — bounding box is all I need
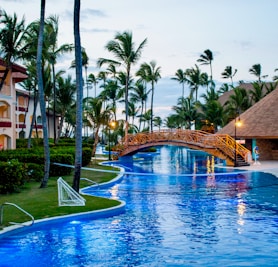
[36,0,50,188]
[185,64,206,102]
[171,69,187,98]
[153,116,163,131]
[55,75,76,143]
[86,97,111,157]
[45,15,73,143]
[72,0,83,192]
[129,80,148,131]
[136,60,161,132]
[88,73,98,97]
[0,10,27,90]
[221,66,237,86]
[197,49,214,81]
[97,31,147,138]
[218,83,232,95]
[224,87,251,120]
[249,81,265,103]
[249,63,268,82]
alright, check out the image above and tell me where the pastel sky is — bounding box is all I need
[2,0,278,120]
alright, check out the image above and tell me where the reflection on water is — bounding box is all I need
[1,145,278,267]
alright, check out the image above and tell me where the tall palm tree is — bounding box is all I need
[55,75,76,143]
[46,15,73,144]
[0,10,27,90]
[153,116,163,131]
[72,0,83,193]
[99,79,120,120]
[172,96,198,129]
[185,64,206,102]
[37,0,50,188]
[86,97,111,156]
[87,73,98,97]
[97,31,147,139]
[171,69,187,98]
[136,60,161,132]
[129,80,148,131]
[221,66,237,86]
[249,63,268,82]
[197,49,214,81]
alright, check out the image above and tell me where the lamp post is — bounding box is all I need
[234,116,242,167]
[108,120,116,161]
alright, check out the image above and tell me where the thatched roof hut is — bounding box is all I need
[218,87,278,160]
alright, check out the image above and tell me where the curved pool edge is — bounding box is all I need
[0,165,126,239]
[0,200,126,239]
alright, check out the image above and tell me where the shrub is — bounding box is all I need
[26,163,44,182]
[0,159,27,194]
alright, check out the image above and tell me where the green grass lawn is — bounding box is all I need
[0,160,121,230]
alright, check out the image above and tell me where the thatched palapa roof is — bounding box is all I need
[218,88,278,139]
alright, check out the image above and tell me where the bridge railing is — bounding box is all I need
[115,130,251,164]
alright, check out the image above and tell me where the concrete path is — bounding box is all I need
[234,160,278,177]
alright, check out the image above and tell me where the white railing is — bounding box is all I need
[0,202,34,227]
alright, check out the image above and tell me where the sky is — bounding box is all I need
[2,0,278,120]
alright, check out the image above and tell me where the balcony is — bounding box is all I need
[16,106,28,112]
[0,121,12,127]
[16,123,26,128]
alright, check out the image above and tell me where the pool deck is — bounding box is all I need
[232,160,278,177]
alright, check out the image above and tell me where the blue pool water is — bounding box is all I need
[1,146,278,266]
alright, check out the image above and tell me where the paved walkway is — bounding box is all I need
[233,160,278,177]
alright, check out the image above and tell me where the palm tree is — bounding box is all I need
[153,116,163,131]
[55,75,76,143]
[172,96,198,129]
[72,0,83,193]
[45,15,73,144]
[218,83,232,95]
[273,68,278,82]
[249,82,265,103]
[88,73,98,97]
[0,10,27,90]
[224,87,251,121]
[185,64,206,102]
[136,60,161,132]
[171,69,187,98]
[129,80,148,131]
[164,114,182,129]
[99,79,120,120]
[197,49,214,81]
[221,66,237,86]
[249,63,268,82]
[97,31,147,139]
[139,109,152,131]
[86,97,111,157]
[37,0,50,188]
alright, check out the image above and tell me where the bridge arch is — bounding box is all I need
[114,130,251,166]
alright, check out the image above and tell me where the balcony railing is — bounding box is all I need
[16,123,26,128]
[0,121,12,127]
[16,106,28,112]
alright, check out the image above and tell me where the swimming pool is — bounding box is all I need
[1,146,278,266]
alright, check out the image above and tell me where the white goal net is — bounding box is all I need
[57,177,86,206]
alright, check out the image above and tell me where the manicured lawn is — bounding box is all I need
[0,161,121,229]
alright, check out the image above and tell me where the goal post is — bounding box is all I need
[57,177,86,206]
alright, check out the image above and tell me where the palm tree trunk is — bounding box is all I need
[72,0,83,192]
[37,0,50,188]
[91,126,100,157]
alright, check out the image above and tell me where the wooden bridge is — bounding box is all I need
[113,130,252,166]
